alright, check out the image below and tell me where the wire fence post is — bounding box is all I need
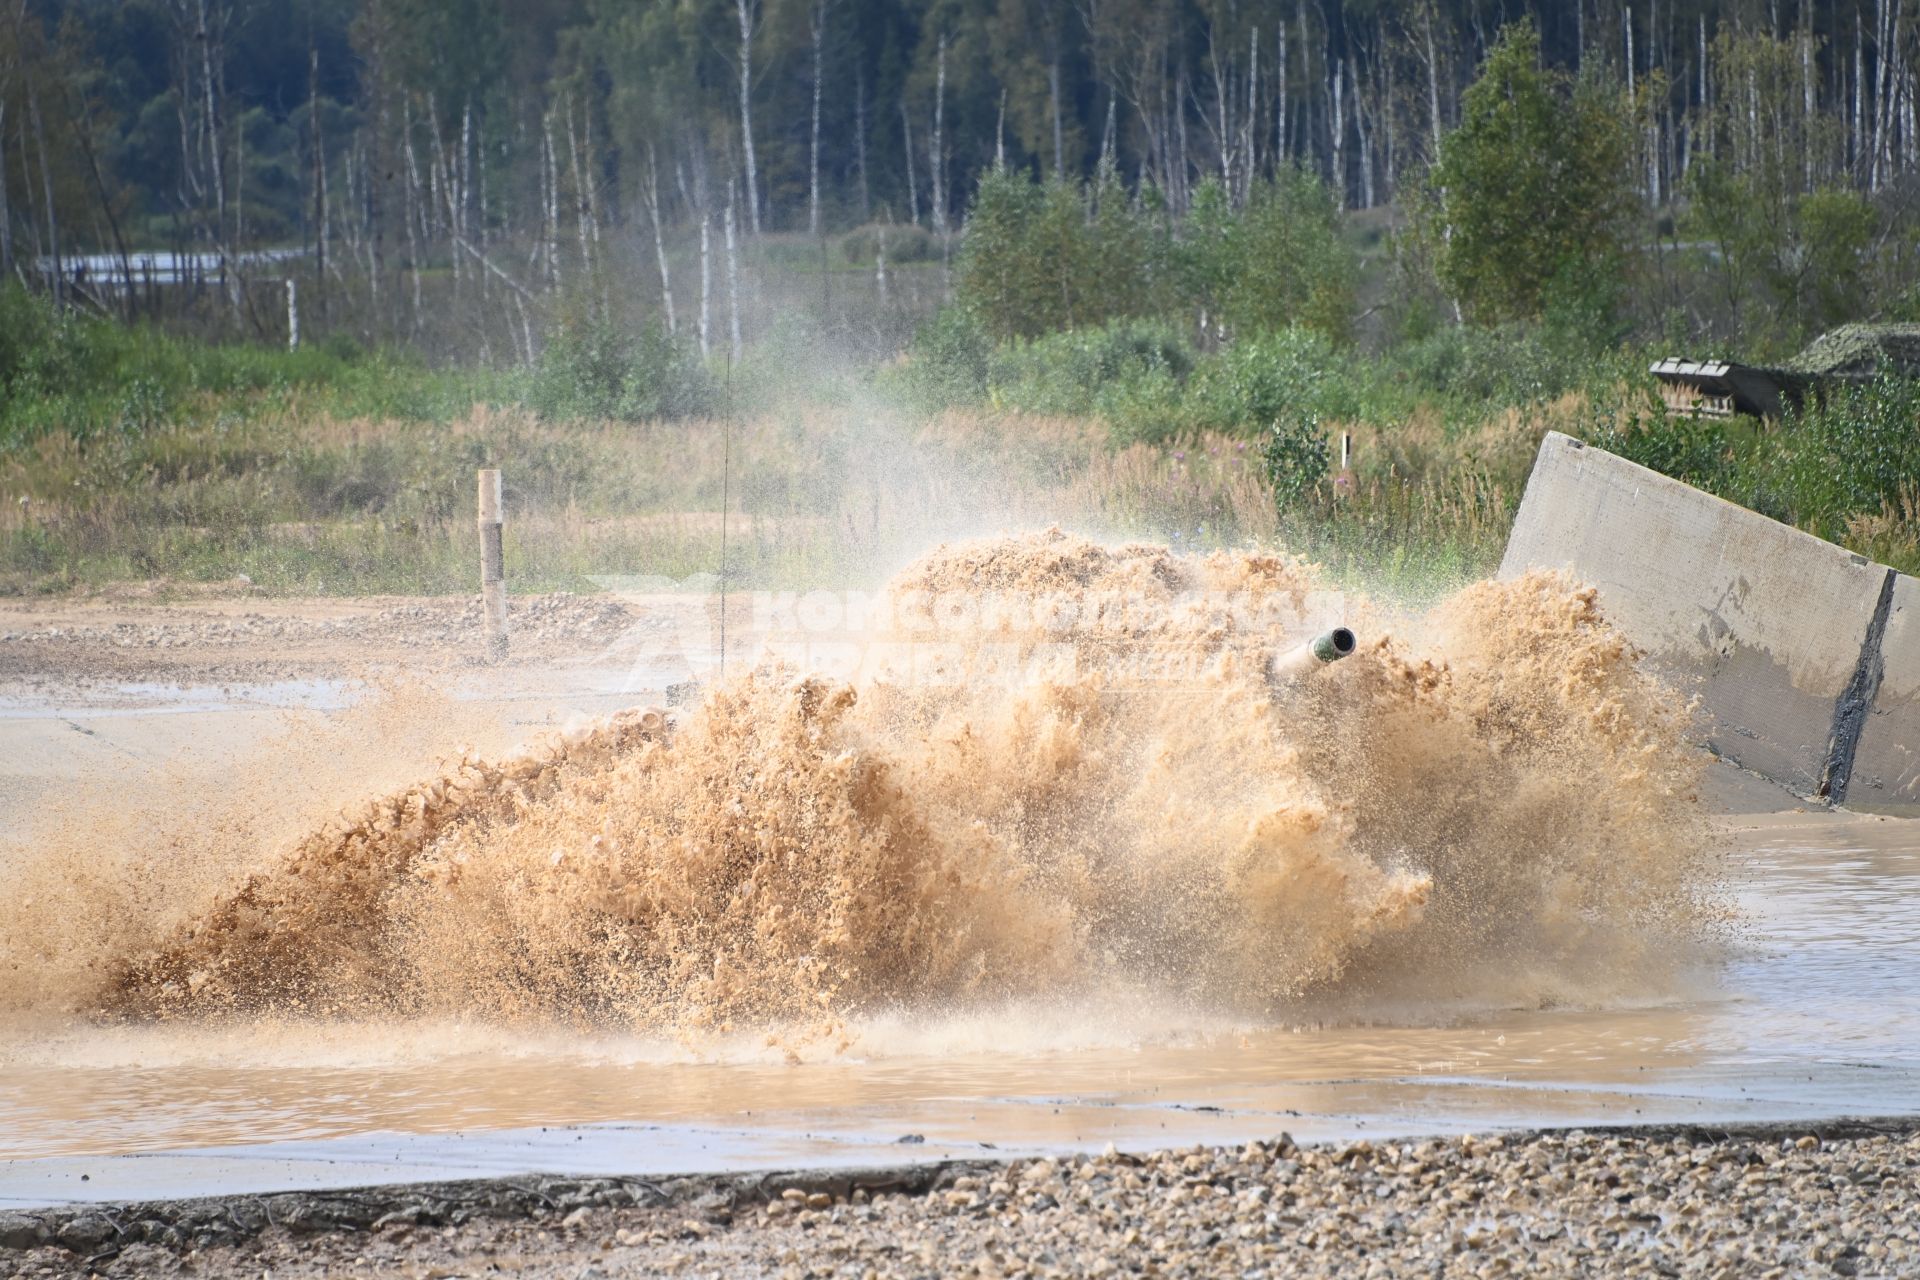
[478,469,508,660]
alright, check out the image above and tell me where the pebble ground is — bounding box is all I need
[6,1125,1916,1278]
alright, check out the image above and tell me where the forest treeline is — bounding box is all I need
[6,0,1920,356]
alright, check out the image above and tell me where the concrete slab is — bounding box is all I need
[1849,572,1920,806]
[1500,432,1891,800]
[1700,757,1809,814]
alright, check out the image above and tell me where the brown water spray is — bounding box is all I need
[1,531,1716,1041]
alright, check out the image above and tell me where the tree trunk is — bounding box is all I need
[582,102,599,244]
[69,86,136,320]
[361,20,386,328]
[1277,18,1287,163]
[566,95,593,283]
[1247,25,1259,190]
[1802,18,1815,189]
[0,101,11,277]
[1206,28,1233,192]
[543,111,561,288]
[427,95,446,243]
[197,0,226,278]
[460,99,473,244]
[855,67,870,220]
[901,97,920,224]
[724,189,742,362]
[171,26,203,208]
[1422,4,1443,163]
[809,0,828,236]
[1329,56,1344,208]
[1896,67,1912,176]
[1855,17,1865,179]
[234,96,245,251]
[1099,81,1115,171]
[402,138,421,332]
[1378,14,1395,196]
[1702,15,1713,163]
[931,34,948,235]
[1874,0,1892,188]
[1050,58,1065,178]
[699,213,712,358]
[645,144,676,333]
[1352,59,1373,208]
[1100,94,1114,179]
[1898,10,1912,181]
[1167,64,1182,209]
[28,84,58,307]
[17,107,44,272]
[1626,6,1635,98]
[1297,4,1311,168]
[310,38,328,324]
[736,0,761,236]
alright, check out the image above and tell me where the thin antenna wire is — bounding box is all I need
[720,352,732,679]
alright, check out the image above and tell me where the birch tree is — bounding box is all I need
[808,0,830,236]
[736,0,761,236]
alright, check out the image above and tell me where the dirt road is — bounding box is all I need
[0,591,644,688]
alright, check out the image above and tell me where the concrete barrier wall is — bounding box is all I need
[1500,431,1911,805]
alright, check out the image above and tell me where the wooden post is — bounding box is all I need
[1334,431,1355,499]
[286,278,299,351]
[477,469,508,659]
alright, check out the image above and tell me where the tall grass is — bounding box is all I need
[11,274,1920,601]
[2,395,1526,600]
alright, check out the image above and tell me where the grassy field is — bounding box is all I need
[0,391,1543,603]
[6,282,1920,603]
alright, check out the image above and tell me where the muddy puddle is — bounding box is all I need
[1,532,1915,1206]
[1,821,1912,1149]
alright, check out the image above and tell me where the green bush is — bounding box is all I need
[1178,172,1355,342]
[895,308,993,408]
[1185,328,1357,434]
[956,168,1353,347]
[1415,20,1636,325]
[988,320,1192,414]
[901,314,1367,442]
[0,284,60,394]
[1767,378,1920,540]
[840,222,935,265]
[1263,408,1330,510]
[955,169,1166,341]
[527,317,714,421]
[0,284,454,447]
[1387,319,1636,416]
[1579,378,1920,549]
[1582,390,1736,492]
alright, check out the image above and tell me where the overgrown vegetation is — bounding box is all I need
[1591,379,1920,550]
[10,7,1920,601]
[1410,22,1637,327]
[954,169,1352,344]
[0,286,734,454]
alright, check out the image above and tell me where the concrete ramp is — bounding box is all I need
[1500,431,1914,808]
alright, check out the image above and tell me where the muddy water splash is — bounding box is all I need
[4,531,1715,1038]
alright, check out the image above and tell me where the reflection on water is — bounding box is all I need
[1,815,1913,1164]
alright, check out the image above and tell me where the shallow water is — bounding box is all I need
[2,537,1914,1207]
[1,813,1913,1206]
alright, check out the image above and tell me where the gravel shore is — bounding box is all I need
[4,1120,1915,1278]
